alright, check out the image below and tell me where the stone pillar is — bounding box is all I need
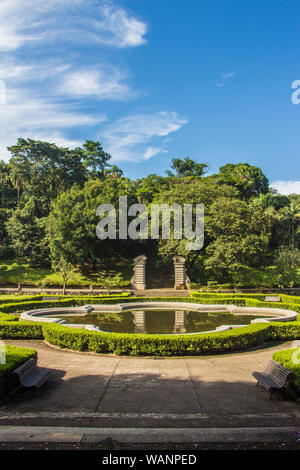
[173,256,187,290]
[132,310,146,333]
[174,310,187,334]
[131,255,147,290]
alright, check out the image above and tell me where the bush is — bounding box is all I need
[0,313,19,322]
[0,321,43,339]
[0,295,43,304]
[273,348,300,392]
[0,293,300,357]
[0,345,37,398]
[41,321,300,357]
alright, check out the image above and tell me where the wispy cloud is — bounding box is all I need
[270,180,300,195]
[0,1,149,159]
[217,71,236,87]
[0,88,106,159]
[102,111,188,161]
[59,66,136,100]
[0,0,148,51]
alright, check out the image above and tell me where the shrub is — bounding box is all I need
[41,321,300,357]
[0,321,43,339]
[273,348,300,392]
[0,313,19,322]
[0,345,37,398]
[0,295,43,305]
[0,293,300,357]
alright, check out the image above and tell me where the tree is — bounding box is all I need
[274,247,300,288]
[204,198,272,281]
[166,157,208,178]
[5,201,49,266]
[47,177,138,270]
[8,139,88,216]
[219,163,269,199]
[82,140,112,179]
[280,200,300,249]
[96,270,123,294]
[52,257,75,295]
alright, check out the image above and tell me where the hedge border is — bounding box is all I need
[0,294,300,356]
[0,345,37,398]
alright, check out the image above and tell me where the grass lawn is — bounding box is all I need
[0,259,132,287]
[1,259,300,289]
[192,265,300,289]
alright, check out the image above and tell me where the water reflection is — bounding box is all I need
[56,309,273,335]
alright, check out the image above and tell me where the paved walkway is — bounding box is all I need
[1,339,299,436]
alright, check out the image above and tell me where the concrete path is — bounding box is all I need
[1,339,300,443]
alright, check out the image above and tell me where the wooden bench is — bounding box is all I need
[13,358,51,396]
[252,360,292,399]
[264,296,282,302]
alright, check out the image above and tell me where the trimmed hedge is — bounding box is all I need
[41,321,300,357]
[273,348,300,392]
[0,295,43,304]
[0,293,300,356]
[0,321,43,339]
[0,313,19,322]
[190,291,300,304]
[0,345,37,398]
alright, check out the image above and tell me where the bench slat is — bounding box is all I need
[252,360,292,398]
[13,358,51,392]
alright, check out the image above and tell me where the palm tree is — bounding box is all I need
[280,200,300,248]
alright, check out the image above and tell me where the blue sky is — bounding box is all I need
[0,0,299,193]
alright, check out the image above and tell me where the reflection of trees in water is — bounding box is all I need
[186,312,235,331]
[61,310,269,334]
[95,312,134,332]
[145,310,174,334]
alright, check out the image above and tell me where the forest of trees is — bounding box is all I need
[1,138,300,288]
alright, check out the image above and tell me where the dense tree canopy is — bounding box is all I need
[0,139,298,286]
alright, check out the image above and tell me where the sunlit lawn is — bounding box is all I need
[0,259,300,288]
[0,259,132,287]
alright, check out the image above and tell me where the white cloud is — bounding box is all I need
[270,181,300,195]
[92,3,147,47]
[0,0,147,51]
[102,111,188,161]
[59,67,135,100]
[222,72,235,79]
[0,89,106,159]
[217,71,235,87]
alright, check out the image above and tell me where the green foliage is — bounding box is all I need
[0,295,43,303]
[96,271,123,294]
[274,247,300,288]
[41,321,300,357]
[1,139,300,286]
[0,321,43,339]
[218,163,269,199]
[0,345,37,398]
[273,348,300,391]
[0,293,300,357]
[166,157,208,178]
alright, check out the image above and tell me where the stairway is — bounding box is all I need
[145,259,175,289]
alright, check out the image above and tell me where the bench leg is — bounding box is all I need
[269,391,273,400]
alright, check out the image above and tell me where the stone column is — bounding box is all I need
[132,310,146,333]
[174,310,187,334]
[173,256,187,290]
[131,255,147,290]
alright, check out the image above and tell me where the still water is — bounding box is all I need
[54,309,273,335]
